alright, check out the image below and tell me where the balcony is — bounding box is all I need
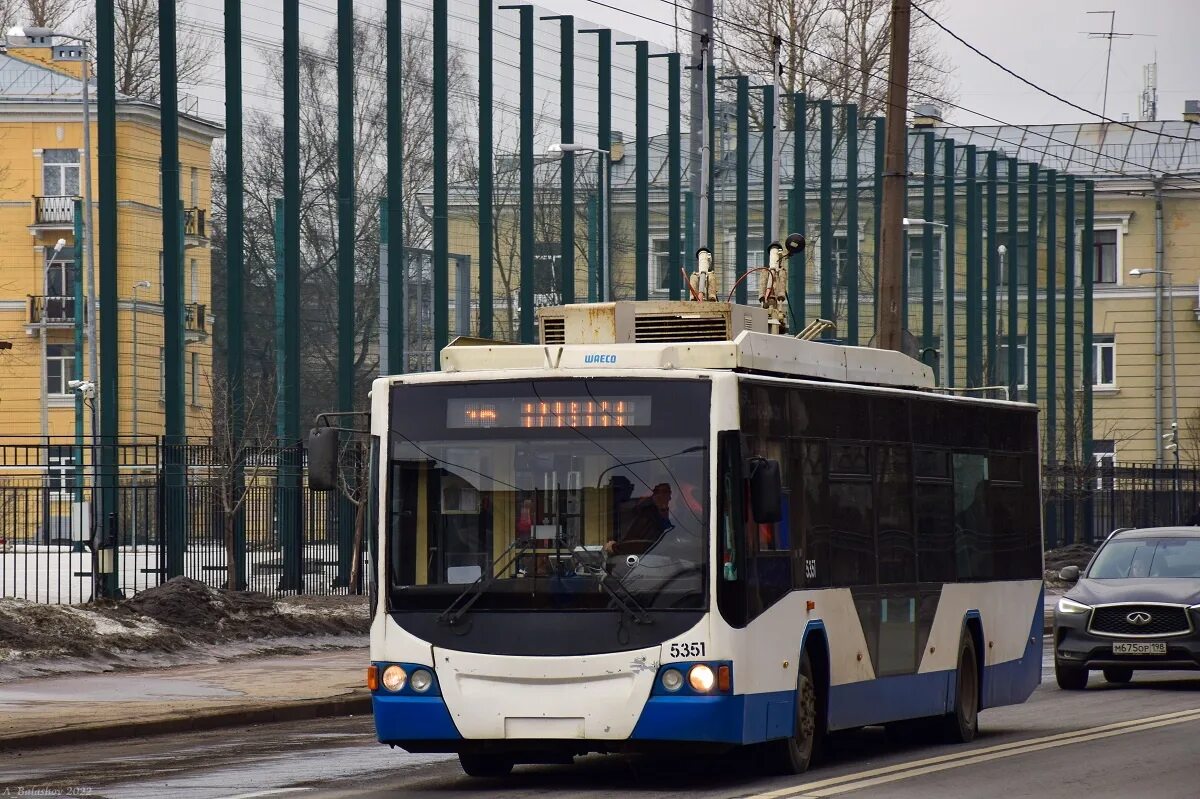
[33,195,76,227]
[184,207,206,239]
[28,295,83,326]
[185,303,207,335]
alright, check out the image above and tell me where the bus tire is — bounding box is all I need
[458,752,513,778]
[941,635,979,744]
[1055,660,1089,691]
[762,651,819,775]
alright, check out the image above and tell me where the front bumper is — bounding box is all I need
[1055,608,1200,671]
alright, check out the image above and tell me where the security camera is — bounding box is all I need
[68,379,95,397]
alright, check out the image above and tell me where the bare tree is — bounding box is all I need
[80,0,208,102]
[717,0,955,122]
[0,0,24,31]
[23,0,78,28]
[205,371,274,590]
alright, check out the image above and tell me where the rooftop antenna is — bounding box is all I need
[1083,11,1151,121]
[1141,58,1158,122]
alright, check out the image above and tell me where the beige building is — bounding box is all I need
[942,116,1200,466]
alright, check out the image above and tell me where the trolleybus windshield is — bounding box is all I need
[387,378,710,613]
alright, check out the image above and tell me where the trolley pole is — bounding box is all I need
[876,0,910,351]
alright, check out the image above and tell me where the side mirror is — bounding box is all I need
[747,457,783,524]
[1059,565,1080,582]
[307,426,340,492]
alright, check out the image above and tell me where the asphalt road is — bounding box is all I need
[6,644,1200,799]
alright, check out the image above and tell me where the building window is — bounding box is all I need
[996,338,1028,390]
[159,347,165,400]
[532,243,560,305]
[45,257,76,298]
[158,251,165,301]
[652,235,691,293]
[42,149,80,196]
[1094,229,1119,284]
[830,235,848,288]
[46,445,75,495]
[46,344,75,395]
[190,166,199,207]
[722,234,763,297]
[1094,439,1115,489]
[190,352,199,405]
[1093,336,1116,389]
[189,258,198,304]
[907,232,943,297]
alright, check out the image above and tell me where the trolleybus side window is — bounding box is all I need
[828,443,875,586]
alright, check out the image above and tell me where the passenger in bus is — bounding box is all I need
[516,498,534,540]
[606,482,674,557]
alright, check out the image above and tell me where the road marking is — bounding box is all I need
[743,707,1200,799]
[215,789,313,799]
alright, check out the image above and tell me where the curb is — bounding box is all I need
[0,691,374,753]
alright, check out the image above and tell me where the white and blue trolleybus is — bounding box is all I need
[326,296,1043,778]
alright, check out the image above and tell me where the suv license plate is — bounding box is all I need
[1113,642,1166,655]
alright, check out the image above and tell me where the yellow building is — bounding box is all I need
[0,37,222,447]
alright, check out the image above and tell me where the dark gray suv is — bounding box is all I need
[1054,527,1200,690]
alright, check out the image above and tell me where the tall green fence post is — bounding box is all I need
[1082,181,1096,538]
[1026,164,1040,408]
[336,0,356,586]
[478,0,493,337]
[921,133,935,365]
[942,139,956,388]
[819,99,833,322]
[1007,158,1020,400]
[281,0,304,593]
[543,14,575,304]
[965,145,981,388]
[617,40,650,300]
[433,0,449,364]
[226,0,246,588]
[1064,174,1077,541]
[788,94,806,329]
[651,52,682,300]
[160,0,184,586]
[844,105,859,345]
[985,151,998,386]
[580,27,611,301]
[387,0,404,368]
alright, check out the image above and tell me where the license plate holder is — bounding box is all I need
[1112,641,1166,656]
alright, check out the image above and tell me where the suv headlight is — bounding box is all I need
[1056,597,1092,615]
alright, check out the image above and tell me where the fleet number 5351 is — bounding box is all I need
[669,642,706,658]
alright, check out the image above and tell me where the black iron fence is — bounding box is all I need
[0,438,366,604]
[1043,461,1200,549]
[3,440,1195,603]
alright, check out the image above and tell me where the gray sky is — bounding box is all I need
[176,0,1199,140]
[531,0,1200,127]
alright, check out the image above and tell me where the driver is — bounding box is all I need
[606,483,674,557]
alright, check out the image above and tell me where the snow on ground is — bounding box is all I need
[0,577,368,681]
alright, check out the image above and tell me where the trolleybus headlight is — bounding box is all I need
[661,668,684,692]
[410,668,434,693]
[688,664,715,693]
[381,665,408,692]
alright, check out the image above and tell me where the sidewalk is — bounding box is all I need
[0,648,371,751]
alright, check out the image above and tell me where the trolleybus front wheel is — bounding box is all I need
[762,651,819,774]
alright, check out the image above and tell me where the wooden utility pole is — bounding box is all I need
[876,0,910,351]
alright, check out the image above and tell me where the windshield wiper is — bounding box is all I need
[597,573,653,625]
[437,538,533,627]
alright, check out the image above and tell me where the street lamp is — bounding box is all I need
[546,142,610,302]
[904,218,950,386]
[1131,267,1180,519]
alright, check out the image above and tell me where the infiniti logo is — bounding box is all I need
[1126,611,1153,626]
